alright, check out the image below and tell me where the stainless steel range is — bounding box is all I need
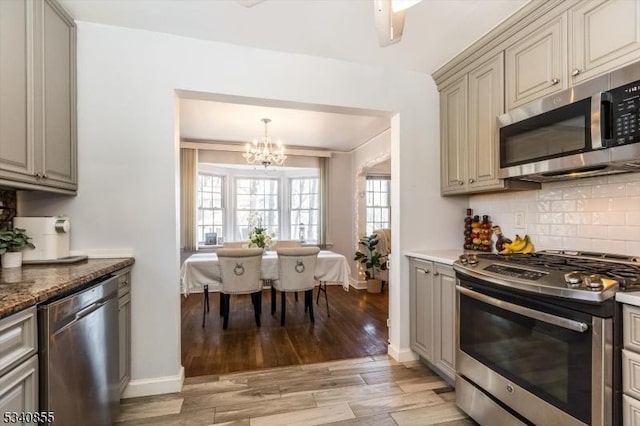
[453,250,633,426]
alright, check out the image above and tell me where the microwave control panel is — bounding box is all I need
[610,80,640,146]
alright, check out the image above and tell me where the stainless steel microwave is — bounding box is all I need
[498,63,640,182]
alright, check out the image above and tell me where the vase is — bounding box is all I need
[366,279,382,294]
[1,251,22,268]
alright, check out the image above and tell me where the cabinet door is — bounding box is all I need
[506,15,567,110]
[0,355,38,420]
[468,53,505,191]
[118,292,131,394]
[0,0,35,180]
[624,394,640,426]
[570,0,640,84]
[434,264,456,382]
[440,76,468,195]
[410,259,434,361]
[35,0,77,189]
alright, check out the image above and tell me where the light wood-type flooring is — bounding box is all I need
[158,281,474,424]
[116,355,474,425]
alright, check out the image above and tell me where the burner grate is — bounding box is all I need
[486,252,640,290]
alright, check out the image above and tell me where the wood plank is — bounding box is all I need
[181,286,388,377]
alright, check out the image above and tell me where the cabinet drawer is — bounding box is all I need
[116,268,131,298]
[624,349,640,400]
[624,305,640,352]
[0,308,37,377]
[624,394,640,426]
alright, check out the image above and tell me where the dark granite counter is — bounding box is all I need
[0,258,134,319]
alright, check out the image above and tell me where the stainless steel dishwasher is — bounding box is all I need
[38,275,119,425]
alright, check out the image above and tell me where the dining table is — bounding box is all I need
[180,250,351,295]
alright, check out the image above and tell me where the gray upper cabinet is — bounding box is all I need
[441,53,514,195]
[0,0,76,194]
[506,15,567,111]
[434,0,640,195]
[569,0,640,84]
[468,53,504,191]
[0,0,33,179]
[440,76,467,195]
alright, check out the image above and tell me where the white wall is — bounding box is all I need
[327,152,354,261]
[19,22,462,394]
[470,172,640,255]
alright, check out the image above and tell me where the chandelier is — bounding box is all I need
[243,118,286,168]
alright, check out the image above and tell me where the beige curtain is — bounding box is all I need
[181,148,198,251]
[318,157,329,248]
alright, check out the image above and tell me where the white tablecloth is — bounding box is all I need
[180,250,351,295]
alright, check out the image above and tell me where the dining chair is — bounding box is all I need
[267,240,302,306]
[223,241,246,248]
[273,247,320,326]
[217,248,264,330]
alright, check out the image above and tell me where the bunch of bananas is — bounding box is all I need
[499,234,534,255]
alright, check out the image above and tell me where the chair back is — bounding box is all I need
[275,247,320,292]
[223,241,246,248]
[217,248,263,294]
[271,240,302,250]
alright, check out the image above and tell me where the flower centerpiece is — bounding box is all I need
[247,212,273,250]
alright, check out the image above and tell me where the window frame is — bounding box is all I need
[288,176,320,243]
[365,175,391,236]
[196,173,225,247]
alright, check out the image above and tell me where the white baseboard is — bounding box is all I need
[387,345,420,362]
[121,366,185,399]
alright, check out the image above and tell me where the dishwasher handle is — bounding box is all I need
[52,300,110,337]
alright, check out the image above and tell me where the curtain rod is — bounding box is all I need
[180,140,332,158]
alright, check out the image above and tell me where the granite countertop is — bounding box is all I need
[0,258,134,319]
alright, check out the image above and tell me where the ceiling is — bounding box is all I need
[59,0,528,152]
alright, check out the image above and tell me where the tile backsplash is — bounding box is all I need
[469,172,640,256]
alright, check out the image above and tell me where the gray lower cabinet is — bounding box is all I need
[116,268,132,395]
[0,0,76,194]
[623,303,640,425]
[0,307,38,421]
[409,258,456,384]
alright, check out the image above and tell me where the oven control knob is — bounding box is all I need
[564,272,583,288]
[458,255,468,265]
[468,255,478,266]
[583,274,604,290]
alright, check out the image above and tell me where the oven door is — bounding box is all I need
[456,277,612,426]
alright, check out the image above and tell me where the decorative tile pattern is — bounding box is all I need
[115,356,474,425]
[470,172,640,254]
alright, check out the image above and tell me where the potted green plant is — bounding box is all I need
[0,228,35,268]
[354,234,388,293]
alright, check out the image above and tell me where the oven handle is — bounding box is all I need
[457,285,589,333]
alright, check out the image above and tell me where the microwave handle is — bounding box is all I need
[595,92,613,148]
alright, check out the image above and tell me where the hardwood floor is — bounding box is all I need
[181,285,390,377]
[116,356,474,425]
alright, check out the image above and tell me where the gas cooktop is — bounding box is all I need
[453,250,640,303]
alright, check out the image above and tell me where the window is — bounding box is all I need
[197,174,224,245]
[290,177,319,242]
[235,178,279,240]
[366,176,390,236]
